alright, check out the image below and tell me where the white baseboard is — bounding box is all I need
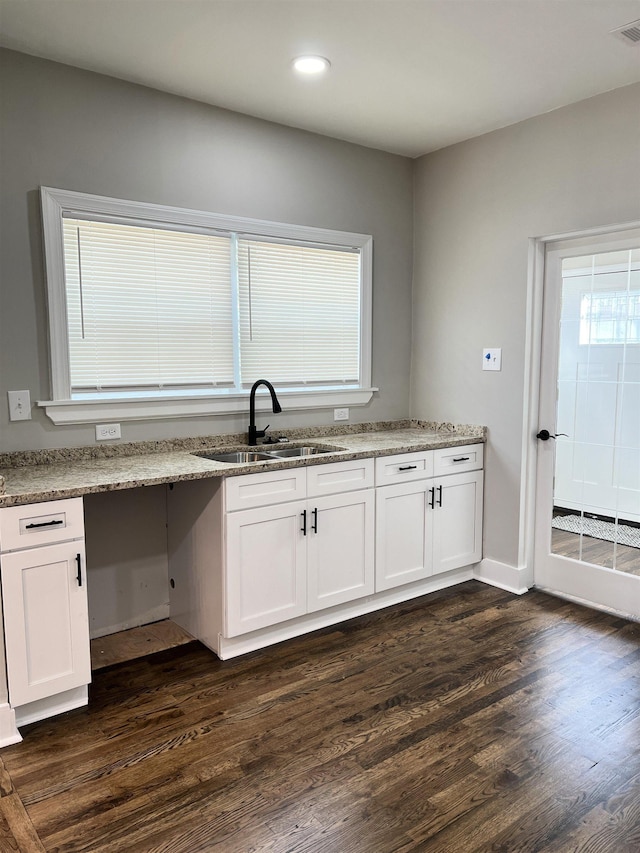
[474,558,531,595]
[0,703,22,747]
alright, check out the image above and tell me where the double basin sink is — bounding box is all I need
[193,444,344,464]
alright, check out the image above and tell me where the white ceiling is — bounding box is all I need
[1,0,639,157]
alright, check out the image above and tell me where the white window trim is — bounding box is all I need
[38,187,376,425]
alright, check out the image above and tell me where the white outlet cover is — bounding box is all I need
[96,423,122,440]
[483,348,502,371]
[7,390,31,421]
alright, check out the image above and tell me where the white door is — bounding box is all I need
[534,230,640,616]
[307,489,375,612]
[432,471,484,576]
[225,501,307,637]
[1,541,91,707]
[375,480,432,590]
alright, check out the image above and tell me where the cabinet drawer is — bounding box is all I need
[225,468,307,512]
[433,444,484,476]
[0,497,85,552]
[307,458,374,498]
[375,451,434,486]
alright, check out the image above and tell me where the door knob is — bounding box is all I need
[536,429,568,441]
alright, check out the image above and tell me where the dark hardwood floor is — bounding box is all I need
[1,581,640,852]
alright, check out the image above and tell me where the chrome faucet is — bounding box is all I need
[248,379,282,445]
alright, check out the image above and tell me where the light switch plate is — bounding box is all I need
[483,348,502,371]
[334,408,349,421]
[8,390,31,421]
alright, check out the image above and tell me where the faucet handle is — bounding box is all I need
[255,424,270,440]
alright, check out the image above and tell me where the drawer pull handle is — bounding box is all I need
[25,518,64,529]
[398,465,418,471]
[311,508,318,534]
[301,510,307,536]
[452,457,470,463]
[436,485,443,507]
[76,553,83,586]
[429,487,435,509]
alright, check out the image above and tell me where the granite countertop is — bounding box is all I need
[0,420,486,507]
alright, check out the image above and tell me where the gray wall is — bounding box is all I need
[0,48,414,453]
[412,83,640,569]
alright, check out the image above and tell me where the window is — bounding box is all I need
[579,291,640,346]
[40,188,374,424]
[562,248,640,346]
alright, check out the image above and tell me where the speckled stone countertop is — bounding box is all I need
[0,420,486,507]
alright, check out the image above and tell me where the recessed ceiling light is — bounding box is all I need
[292,55,331,75]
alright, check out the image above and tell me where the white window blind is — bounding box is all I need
[62,218,235,392]
[237,238,361,386]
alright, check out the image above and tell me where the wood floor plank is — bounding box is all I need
[0,793,46,853]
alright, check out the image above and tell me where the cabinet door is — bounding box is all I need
[375,481,432,591]
[225,501,307,637]
[432,470,484,575]
[1,541,91,707]
[307,489,375,612]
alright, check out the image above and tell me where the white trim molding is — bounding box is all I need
[474,558,531,596]
[38,386,378,425]
[0,703,21,747]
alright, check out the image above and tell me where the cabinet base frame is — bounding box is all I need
[14,685,88,729]
[212,565,475,660]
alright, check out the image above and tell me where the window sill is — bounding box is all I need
[37,387,378,426]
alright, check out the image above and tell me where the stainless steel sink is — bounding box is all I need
[195,450,275,463]
[263,445,342,458]
[193,444,344,464]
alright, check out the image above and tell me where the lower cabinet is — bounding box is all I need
[376,452,483,592]
[306,489,374,613]
[225,499,308,636]
[432,470,483,576]
[224,461,375,637]
[0,498,91,710]
[167,445,484,658]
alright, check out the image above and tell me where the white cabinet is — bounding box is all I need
[225,499,307,636]
[375,479,431,589]
[225,460,375,637]
[225,485,375,635]
[168,459,376,645]
[432,469,483,576]
[375,445,484,592]
[0,498,91,710]
[167,444,484,659]
[306,489,374,613]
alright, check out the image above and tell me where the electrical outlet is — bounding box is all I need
[96,423,121,441]
[334,408,349,421]
[8,390,31,421]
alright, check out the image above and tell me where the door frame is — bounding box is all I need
[520,218,640,607]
